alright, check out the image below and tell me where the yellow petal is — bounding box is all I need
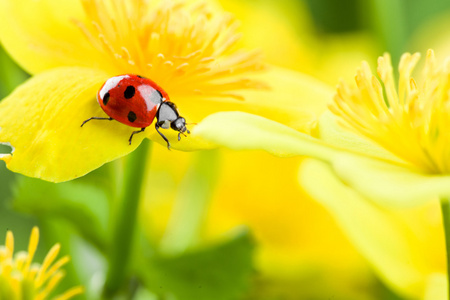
[331,153,450,208]
[315,111,403,163]
[0,0,109,74]
[424,274,447,300]
[191,111,339,160]
[0,67,156,182]
[299,159,429,298]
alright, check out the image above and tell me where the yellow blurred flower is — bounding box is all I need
[0,227,83,300]
[219,0,379,85]
[192,49,450,298]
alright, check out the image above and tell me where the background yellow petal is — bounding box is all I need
[299,158,443,298]
[331,153,450,208]
[0,67,151,182]
[219,0,318,74]
[192,111,339,160]
[314,111,404,163]
[424,274,447,300]
[0,0,109,75]
[169,66,334,137]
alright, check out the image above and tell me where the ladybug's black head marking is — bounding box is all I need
[103,92,110,105]
[156,89,163,99]
[124,85,136,99]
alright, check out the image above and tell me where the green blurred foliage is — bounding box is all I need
[141,229,255,300]
[304,0,450,63]
[13,175,110,252]
[0,45,28,98]
[305,0,362,33]
[0,43,34,256]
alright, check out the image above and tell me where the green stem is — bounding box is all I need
[159,150,220,255]
[103,139,152,297]
[440,198,450,300]
[367,0,407,63]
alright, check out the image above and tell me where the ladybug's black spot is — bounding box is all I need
[103,92,110,105]
[124,86,136,99]
[128,111,137,123]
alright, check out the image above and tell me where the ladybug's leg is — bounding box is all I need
[177,131,188,141]
[81,117,113,127]
[128,127,146,145]
[155,123,171,150]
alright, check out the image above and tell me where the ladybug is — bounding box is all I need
[81,74,190,148]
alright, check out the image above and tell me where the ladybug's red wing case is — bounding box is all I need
[81,74,190,147]
[97,75,167,128]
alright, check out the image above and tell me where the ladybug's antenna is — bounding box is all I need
[178,131,189,141]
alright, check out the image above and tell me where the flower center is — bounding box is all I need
[331,50,450,174]
[75,0,265,99]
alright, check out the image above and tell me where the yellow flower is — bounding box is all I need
[0,0,329,182]
[192,50,450,298]
[0,227,83,300]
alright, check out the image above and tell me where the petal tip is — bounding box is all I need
[0,141,15,164]
[0,153,12,164]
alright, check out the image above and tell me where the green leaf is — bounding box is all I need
[12,174,110,252]
[0,43,29,97]
[142,229,255,300]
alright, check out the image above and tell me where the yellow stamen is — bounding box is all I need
[35,243,61,287]
[37,256,70,288]
[75,0,265,99]
[331,49,450,174]
[5,231,13,259]
[0,227,83,299]
[36,271,65,300]
[23,226,39,276]
[54,286,85,300]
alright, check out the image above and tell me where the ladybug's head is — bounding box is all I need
[156,102,191,143]
[171,116,189,139]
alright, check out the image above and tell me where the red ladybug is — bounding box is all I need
[81,74,190,148]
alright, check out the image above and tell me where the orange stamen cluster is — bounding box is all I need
[75,0,265,99]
